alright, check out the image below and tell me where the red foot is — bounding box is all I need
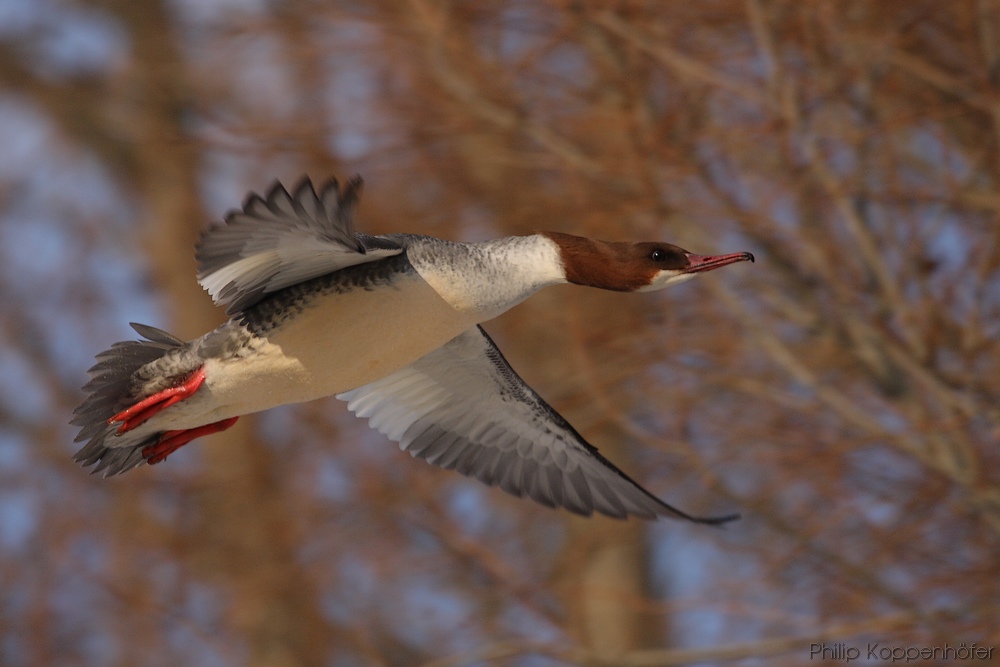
[108,367,206,434]
[143,416,239,465]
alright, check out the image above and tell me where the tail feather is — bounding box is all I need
[71,323,184,476]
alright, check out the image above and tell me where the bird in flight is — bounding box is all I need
[72,176,753,523]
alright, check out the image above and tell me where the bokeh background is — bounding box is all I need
[2,1,999,665]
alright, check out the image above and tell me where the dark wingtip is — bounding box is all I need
[345,173,364,193]
[292,176,321,204]
[338,175,364,215]
[261,179,293,210]
[695,511,741,527]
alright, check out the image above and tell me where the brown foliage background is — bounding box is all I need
[1,1,998,665]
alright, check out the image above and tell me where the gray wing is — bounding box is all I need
[196,176,403,314]
[338,326,738,523]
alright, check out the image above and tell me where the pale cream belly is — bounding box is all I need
[190,275,478,423]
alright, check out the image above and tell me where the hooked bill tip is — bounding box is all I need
[684,250,756,274]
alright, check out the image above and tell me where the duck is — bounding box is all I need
[72,176,753,523]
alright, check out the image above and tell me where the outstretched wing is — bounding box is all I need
[196,176,403,314]
[338,326,738,523]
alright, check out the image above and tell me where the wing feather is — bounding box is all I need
[338,326,738,523]
[196,176,403,314]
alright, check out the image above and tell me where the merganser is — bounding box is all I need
[72,176,753,523]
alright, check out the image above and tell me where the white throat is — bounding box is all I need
[637,270,696,292]
[407,234,567,321]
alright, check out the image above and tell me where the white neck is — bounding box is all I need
[406,234,567,321]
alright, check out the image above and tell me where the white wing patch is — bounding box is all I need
[338,326,738,523]
[196,176,403,314]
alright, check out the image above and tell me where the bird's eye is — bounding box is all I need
[650,249,667,262]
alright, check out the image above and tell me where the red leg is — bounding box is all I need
[143,416,239,465]
[108,367,206,434]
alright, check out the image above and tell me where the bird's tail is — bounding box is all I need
[71,323,184,476]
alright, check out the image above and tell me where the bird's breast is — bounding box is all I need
[200,273,478,419]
